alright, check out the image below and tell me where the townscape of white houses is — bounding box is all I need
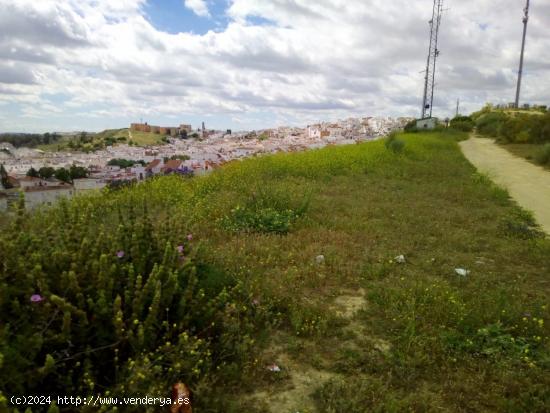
[1,116,411,211]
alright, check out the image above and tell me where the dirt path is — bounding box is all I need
[460,136,550,234]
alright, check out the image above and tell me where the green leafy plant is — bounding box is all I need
[220,186,311,234]
[384,133,405,154]
[535,143,550,166]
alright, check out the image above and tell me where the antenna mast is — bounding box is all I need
[421,0,444,119]
[514,0,530,108]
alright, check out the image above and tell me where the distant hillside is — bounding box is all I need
[0,132,62,149]
[34,128,169,152]
[0,128,169,152]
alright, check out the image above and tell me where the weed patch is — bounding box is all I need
[500,209,546,240]
[219,185,311,234]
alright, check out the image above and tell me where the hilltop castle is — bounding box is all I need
[130,122,193,137]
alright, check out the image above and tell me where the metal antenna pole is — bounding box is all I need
[515,0,530,108]
[456,98,460,117]
[421,0,444,119]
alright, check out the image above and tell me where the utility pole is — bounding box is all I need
[455,98,460,117]
[421,0,444,119]
[515,0,530,108]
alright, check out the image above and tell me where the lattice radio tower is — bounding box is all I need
[421,0,444,119]
[514,0,530,108]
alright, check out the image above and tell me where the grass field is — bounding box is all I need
[2,131,549,412]
[129,130,167,146]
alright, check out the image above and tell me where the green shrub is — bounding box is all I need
[384,133,405,154]
[220,186,310,234]
[476,112,507,137]
[472,108,550,144]
[222,205,299,234]
[534,143,550,165]
[529,112,550,143]
[0,196,271,410]
[450,116,475,133]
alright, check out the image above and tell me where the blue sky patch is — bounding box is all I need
[144,0,230,35]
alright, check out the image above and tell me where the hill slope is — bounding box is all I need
[1,131,549,412]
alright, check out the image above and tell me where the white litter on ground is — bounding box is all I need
[394,255,406,264]
[267,363,281,372]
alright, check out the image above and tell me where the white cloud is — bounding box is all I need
[0,0,548,132]
[184,0,210,18]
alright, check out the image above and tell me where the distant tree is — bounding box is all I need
[1,164,13,189]
[404,120,418,133]
[180,130,188,139]
[69,165,88,180]
[79,132,92,144]
[43,132,51,145]
[38,166,55,179]
[108,158,142,168]
[167,155,190,161]
[54,167,71,183]
[26,167,40,178]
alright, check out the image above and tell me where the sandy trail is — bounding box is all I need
[460,136,550,234]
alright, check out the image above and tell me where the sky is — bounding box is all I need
[0,0,548,133]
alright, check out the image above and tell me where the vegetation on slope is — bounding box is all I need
[469,105,550,167]
[128,130,168,147]
[472,105,550,144]
[1,131,549,412]
[36,130,130,153]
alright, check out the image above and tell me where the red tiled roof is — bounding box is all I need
[145,159,162,171]
[161,159,183,171]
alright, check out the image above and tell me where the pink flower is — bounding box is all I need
[252,298,260,306]
[30,294,44,303]
[177,245,184,254]
[186,234,193,241]
[116,250,125,258]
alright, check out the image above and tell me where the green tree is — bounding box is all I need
[54,167,71,183]
[26,167,40,178]
[38,167,55,179]
[69,165,88,180]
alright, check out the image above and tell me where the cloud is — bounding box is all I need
[0,63,37,85]
[184,0,210,18]
[0,1,90,47]
[0,0,548,132]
